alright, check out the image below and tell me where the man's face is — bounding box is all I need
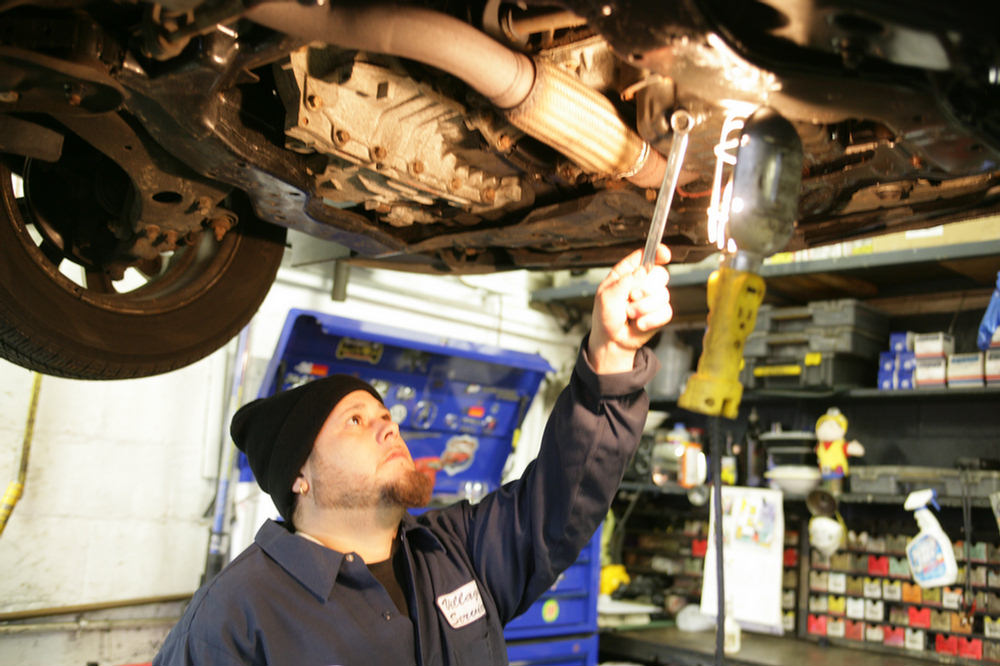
[299,390,432,510]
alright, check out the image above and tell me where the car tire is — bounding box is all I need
[0,165,287,380]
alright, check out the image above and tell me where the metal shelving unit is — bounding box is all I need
[530,239,1000,327]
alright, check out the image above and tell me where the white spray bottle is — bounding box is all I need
[904,488,957,588]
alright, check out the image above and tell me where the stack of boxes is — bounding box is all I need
[878,332,917,390]
[947,351,986,388]
[914,332,954,389]
[879,330,1000,390]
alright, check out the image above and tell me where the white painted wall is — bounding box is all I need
[0,252,587,666]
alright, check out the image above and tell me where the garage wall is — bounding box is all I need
[0,256,587,665]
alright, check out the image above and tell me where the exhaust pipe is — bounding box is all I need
[245,2,665,188]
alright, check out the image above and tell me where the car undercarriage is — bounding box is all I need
[0,0,997,377]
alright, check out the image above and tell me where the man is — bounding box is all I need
[154,245,672,665]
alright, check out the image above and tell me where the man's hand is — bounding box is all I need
[588,244,673,374]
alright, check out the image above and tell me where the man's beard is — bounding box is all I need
[379,468,434,508]
[312,467,433,510]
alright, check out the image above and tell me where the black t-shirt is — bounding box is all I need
[367,539,409,619]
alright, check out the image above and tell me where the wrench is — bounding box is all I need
[641,109,695,269]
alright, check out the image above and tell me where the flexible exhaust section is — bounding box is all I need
[506,58,662,187]
[245,2,665,188]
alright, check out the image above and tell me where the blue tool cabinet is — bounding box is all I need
[505,526,602,641]
[504,527,601,666]
[248,309,599,664]
[245,309,552,501]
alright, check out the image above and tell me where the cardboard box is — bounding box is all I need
[877,350,917,389]
[914,332,954,358]
[889,331,915,352]
[877,367,895,390]
[897,368,914,390]
[916,357,947,388]
[986,349,1000,384]
[905,628,926,651]
[947,352,984,388]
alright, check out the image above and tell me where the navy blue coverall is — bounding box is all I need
[154,341,657,665]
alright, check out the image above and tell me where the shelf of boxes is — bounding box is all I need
[805,530,1000,662]
[621,520,708,602]
[616,492,802,631]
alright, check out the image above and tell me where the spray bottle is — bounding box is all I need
[904,489,957,588]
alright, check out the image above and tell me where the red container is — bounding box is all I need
[807,614,827,636]
[883,627,905,647]
[936,634,958,656]
[845,620,864,641]
[867,555,889,576]
[959,638,983,660]
[909,606,931,629]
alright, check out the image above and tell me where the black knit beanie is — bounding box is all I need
[231,374,383,524]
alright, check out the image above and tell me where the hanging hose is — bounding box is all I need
[202,326,253,584]
[709,414,725,666]
[0,372,42,537]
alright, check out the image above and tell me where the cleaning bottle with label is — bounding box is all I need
[904,488,957,588]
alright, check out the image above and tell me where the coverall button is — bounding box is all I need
[345,554,354,562]
[383,611,392,620]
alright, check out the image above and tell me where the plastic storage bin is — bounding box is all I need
[753,299,888,337]
[745,326,886,360]
[741,353,873,390]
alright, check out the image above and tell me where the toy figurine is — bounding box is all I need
[814,407,865,494]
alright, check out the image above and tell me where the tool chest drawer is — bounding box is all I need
[504,527,601,640]
[505,633,597,666]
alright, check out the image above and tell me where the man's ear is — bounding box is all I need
[292,474,308,495]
